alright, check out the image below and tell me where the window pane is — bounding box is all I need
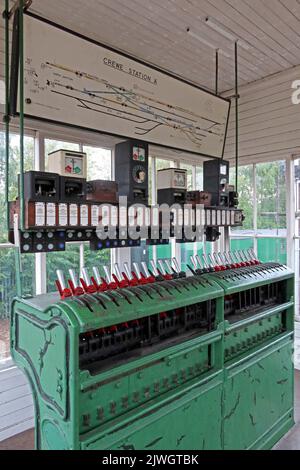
[0,132,34,243]
[230,238,254,253]
[45,139,80,169]
[196,166,203,190]
[230,165,254,231]
[47,244,80,293]
[256,161,286,233]
[257,238,287,264]
[156,243,172,260]
[148,157,153,205]
[180,163,194,191]
[0,249,35,361]
[156,159,174,171]
[84,244,111,272]
[83,146,112,181]
[181,242,194,271]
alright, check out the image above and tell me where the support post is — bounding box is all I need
[19,0,25,231]
[235,41,239,194]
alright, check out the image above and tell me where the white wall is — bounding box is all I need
[224,65,300,165]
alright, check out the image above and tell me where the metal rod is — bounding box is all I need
[4,0,10,231]
[14,248,22,297]
[235,41,239,193]
[19,0,25,231]
[215,49,219,95]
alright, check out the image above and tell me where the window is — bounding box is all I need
[47,244,81,293]
[257,161,286,235]
[195,166,203,190]
[83,145,112,180]
[230,165,254,232]
[0,251,35,360]
[0,132,35,363]
[230,161,287,265]
[0,133,34,243]
[44,140,113,293]
[180,163,193,191]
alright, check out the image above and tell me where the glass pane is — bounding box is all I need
[230,165,254,231]
[0,249,35,361]
[131,242,149,270]
[156,159,174,171]
[0,132,34,243]
[45,139,80,169]
[180,163,194,191]
[257,238,287,264]
[195,166,203,190]
[181,242,195,271]
[84,244,111,272]
[83,146,112,181]
[148,157,153,205]
[256,161,286,233]
[230,238,254,253]
[47,244,80,293]
[156,243,172,260]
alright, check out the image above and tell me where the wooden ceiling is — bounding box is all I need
[17,0,300,93]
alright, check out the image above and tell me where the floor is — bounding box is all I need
[0,371,299,451]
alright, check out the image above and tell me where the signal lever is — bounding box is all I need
[80,268,98,294]
[113,263,129,288]
[157,259,173,280]
[172,258,186,278]
[123,262,139,286]
[56,270,73,299]
[141,262,156,283]
[103,266,118,290]
[92,267,109,291]
[149,260,165,282]
[68,269,85,295]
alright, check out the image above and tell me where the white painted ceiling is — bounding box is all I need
[14,0,300,93]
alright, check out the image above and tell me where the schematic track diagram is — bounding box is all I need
[16,13,231,157]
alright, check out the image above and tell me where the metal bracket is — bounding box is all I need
[3,0,32,19]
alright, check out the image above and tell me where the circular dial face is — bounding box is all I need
[65,156,83,176]
[133,165,146,184]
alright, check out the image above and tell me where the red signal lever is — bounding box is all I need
[141,262,156,283]
[113,263,129,288]
[248,249,260,265]
[68,269,85,295]
[56,270,73,299]
[92,267,109,292]
[123,262,139,286]
[103,265,118,290]
[80,268,97,294]
[133,262,151,285]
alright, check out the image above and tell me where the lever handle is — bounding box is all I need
[103,265,112,284]
[190,255,198,270]
[141,261,151,279]
[57,270,67,290]
[195,254,203,269]
[92,267,102,285]
[123,262,133,280]
[172,258,181,273]
[150,260,160,277]
[114,263,123,282]
[133,262,142,280]
[81,267,91,286]
[157,259,167,276]
[164,259,174,275]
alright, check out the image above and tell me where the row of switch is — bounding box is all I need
[55,250,260,300]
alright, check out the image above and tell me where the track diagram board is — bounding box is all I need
[15,13,230,157]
